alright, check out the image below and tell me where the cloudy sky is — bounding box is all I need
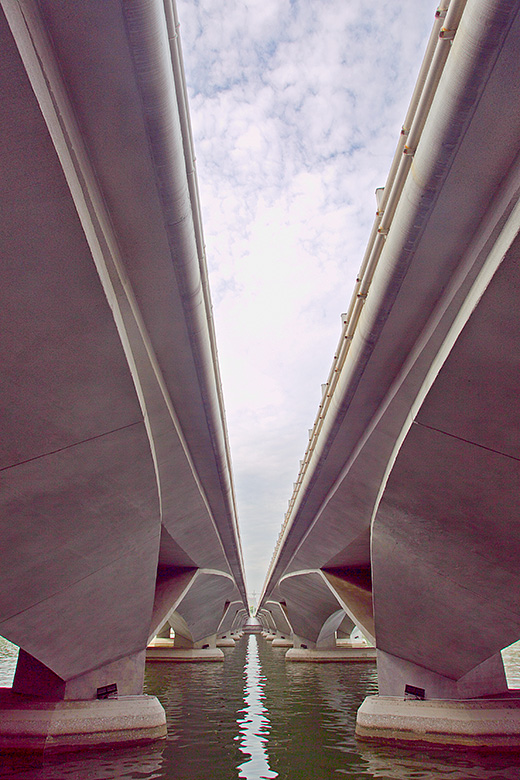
[176,0,436,599]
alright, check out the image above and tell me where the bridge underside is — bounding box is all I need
[0,0,246,749]
[260,0,520,747]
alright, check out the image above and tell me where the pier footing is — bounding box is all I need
[216,637,236,647]
[271,638,293,647]
[356,695,520,749]
[146,647,224,662]
[285,647,377,662]
[0,688,166,753]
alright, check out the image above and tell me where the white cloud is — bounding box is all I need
[177,0,436,594]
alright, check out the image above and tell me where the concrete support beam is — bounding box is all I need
[355,651,513,746]
[13,649,150,701]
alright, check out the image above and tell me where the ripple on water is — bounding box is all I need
[1,636,520,779]
[237,635,278,780]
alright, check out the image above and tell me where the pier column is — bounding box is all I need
[0,648,166,752]
[355,649,520,748]
[146,627,224,662]
[356,638,520,748]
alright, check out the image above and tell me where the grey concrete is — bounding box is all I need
[0,689,166,752]
[216,636,236,647]
[259,0,520,746]
[271,638,293,647]
[146,647,224,663]
[0,0,246,747]
[286,647,376,663]
[356,696,520,749]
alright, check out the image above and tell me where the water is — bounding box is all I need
[1,635,520,779]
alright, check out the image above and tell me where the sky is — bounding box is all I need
[176,0,436,599]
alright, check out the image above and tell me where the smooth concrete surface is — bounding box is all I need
[0,0,247,728]
[356,694,520,749]
[286,647,377,663]
[147,638,174,648]
[146,647,224,662]
[271,638,293,648]
[258,3,520,752]
[216,636,236,647]
[0,689,166,753]
[375,649,509,700]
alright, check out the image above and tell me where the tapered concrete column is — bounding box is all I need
[376,649,509,700]
[356,650,520,748]
[0,649,166,752]
[156,624,173,640]
[147,632,224,662]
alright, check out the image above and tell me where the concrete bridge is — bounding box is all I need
[0,0,246,750]
[259,0,520,748]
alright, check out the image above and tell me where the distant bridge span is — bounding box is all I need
[259,0,520,747]
[0,0,246,748]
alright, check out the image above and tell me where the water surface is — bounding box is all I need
[1,635,520,779]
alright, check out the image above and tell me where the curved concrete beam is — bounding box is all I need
[0,0,246,724]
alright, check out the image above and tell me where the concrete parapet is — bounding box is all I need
[0,688,166,753]
[356,694,520,749]
[264,634,276,641]
[286,647,377,662]
[146,647,224,662]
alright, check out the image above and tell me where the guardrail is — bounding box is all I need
[261,0,467,597]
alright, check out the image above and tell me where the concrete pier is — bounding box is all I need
[286,647,376,663]
[146,646,224,663]
[271,637,293,648]
[216,635,236,647]
[0,689,166,753]
[356,695,520,749]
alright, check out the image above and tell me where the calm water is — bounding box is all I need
[1,635,520,779]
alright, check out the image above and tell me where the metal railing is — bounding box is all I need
[261,0,467,598]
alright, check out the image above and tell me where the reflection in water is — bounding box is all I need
[237,635,278,779]
[2,744,166,780]
[1,635,520,778]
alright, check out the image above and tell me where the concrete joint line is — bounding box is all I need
[370,185,520,534]
[0,421,143,473]
[0,529,160,628]
[1,0,228,564]
[412,420,520,463]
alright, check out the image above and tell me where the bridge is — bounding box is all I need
[0,0,247,750]
[258,0,520,748]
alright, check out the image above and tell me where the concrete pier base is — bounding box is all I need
[271,638,293,647]
[286,647,377,662]
[146,647,224,662]
[356,694,520,749]
[216,636,235,647]
[0,689,166,753]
